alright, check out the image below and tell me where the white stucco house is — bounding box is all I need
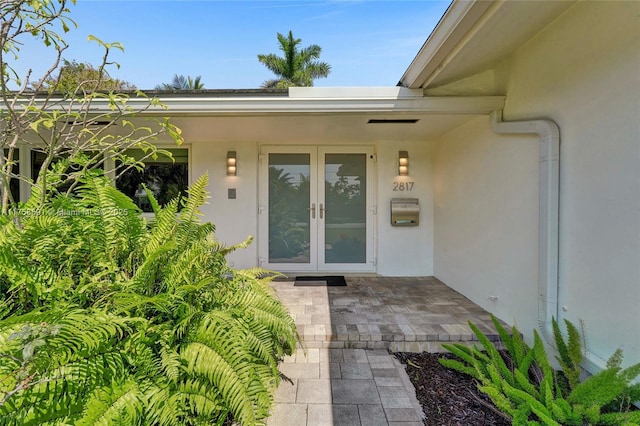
[11,0,640,374]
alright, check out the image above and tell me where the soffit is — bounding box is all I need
[28,88,504,142]
[168,112,480,143]
[150,90,503,142]
[400,0,577,90]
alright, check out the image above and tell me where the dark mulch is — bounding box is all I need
[395,352,512,426]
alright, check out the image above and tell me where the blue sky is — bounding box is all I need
[17,0,451,90]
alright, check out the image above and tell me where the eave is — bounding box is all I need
[399,0,577,90]
[25,87,504,117]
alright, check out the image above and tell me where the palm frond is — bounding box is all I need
[258,30,330,87]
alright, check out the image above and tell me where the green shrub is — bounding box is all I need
[440,316,640,426]
[0,172,299,425]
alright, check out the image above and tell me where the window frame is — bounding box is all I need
[109,144,192,215]
[5,145,191,212]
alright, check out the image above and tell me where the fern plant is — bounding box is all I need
[0,308,137,425]
[0,171,300,425]
[441,316,640,425]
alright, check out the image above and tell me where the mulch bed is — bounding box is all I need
[395,352,512,426]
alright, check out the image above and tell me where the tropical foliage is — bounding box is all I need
[41,59,137,93]
[1,3,297,424]
[440,316,640,425]
[0,170,299,425]
[257,30,331,88]
[0,0,182,214]
[155,74,205,91]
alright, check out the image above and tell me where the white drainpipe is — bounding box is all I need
[489,110,559,346]
[490,111,560,344]
[489,110,606,373]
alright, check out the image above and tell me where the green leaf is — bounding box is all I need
[568,368,625,408]
[439,358,477,378]
[599,410,640,425]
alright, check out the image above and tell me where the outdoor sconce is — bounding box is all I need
[398,151,409,176]
[226,151,237,176]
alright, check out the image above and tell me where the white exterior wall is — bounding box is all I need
[433,117,540,334]
[377,140,433,276]
[433,1,640,365]
[190,140,260,270]
[184,136,434,276]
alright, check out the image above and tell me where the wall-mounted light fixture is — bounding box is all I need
[226,151,237,176]
[398,151,409,176]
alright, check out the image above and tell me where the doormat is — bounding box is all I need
[294,276,347,287]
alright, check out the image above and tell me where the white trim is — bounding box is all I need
[19,147,30,202]
[399,0,495,88]
[318,146,376,273]
[258,146,318,272]
[23,95,505,116]
[288,87,424,98]
[147,95,504,115]
[258,145,376,274]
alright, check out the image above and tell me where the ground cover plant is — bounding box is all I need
[0,171,299,425]
[439,316,640,425]
[397,351,511,426]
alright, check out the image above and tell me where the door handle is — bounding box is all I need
[308,203,316,219]
[320,203,327,219]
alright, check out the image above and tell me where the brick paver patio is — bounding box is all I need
[266,276,504,425]
[272,276,502,352]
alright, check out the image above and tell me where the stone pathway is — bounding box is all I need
[266,277,504,425]
[267,348,423,426]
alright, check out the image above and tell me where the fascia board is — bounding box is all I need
[24,95,504,116]
[147,96,506,115]
[287,86,425,99]
[399,0,496,89]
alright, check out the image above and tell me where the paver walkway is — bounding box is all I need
[272,276,502,352]
[267,348,424,426]
[266,277,504,425]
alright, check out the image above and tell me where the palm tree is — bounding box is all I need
[155,73,204,90]
[257,31,331,88]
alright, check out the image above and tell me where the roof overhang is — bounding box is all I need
[21,88,504,142]
[399,0,577,90]
[28,87,503,116]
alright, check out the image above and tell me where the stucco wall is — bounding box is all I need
[190,139,260,270]
[433,1,640,365]
[432,117,540,334]
[184,135,434,276]
[377,140,433,276]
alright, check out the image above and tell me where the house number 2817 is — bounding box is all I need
[393,181,414,191]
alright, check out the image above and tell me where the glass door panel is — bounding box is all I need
[323,154,367,264]
[268,153,311,264]
[260,146,374,273]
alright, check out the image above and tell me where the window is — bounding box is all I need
[30,151,102,195]
[116,148,189,212]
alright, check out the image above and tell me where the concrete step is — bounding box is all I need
[295,322,501,352]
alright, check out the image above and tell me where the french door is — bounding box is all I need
[259,146,375,272]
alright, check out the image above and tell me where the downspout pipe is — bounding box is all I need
[489,110,607,373]
[489,110,560,347]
